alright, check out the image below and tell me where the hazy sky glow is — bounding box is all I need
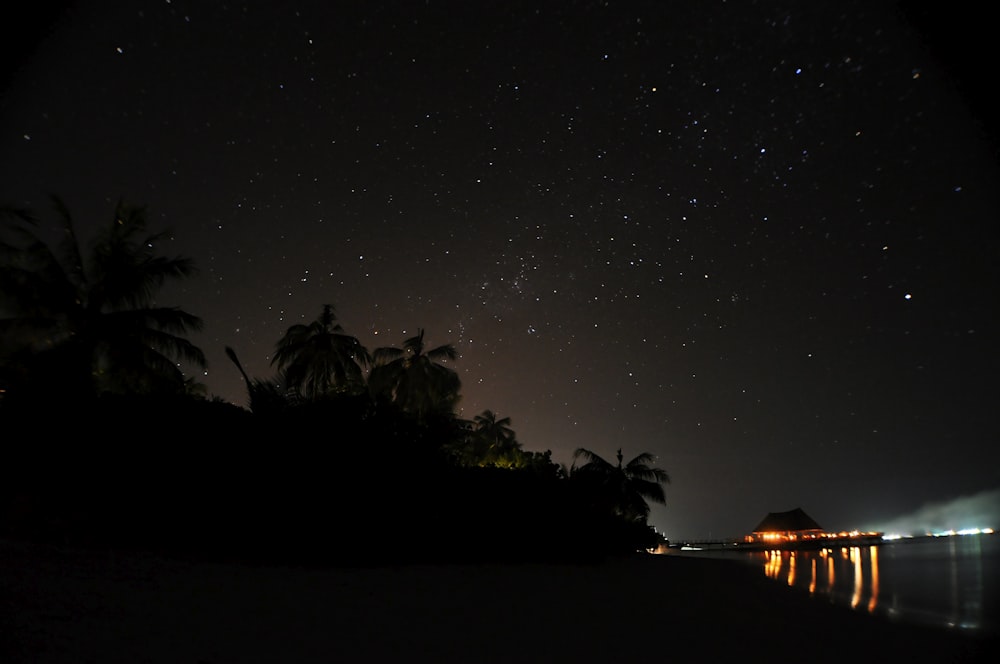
[2,1,997,540]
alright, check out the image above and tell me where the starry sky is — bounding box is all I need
[2,1,998,541]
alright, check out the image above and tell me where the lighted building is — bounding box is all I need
[747,507,823,543]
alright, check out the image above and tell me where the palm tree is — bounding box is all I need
[225,345,291,414]
[0,197,205,401]
[368,328,460,418]
[270,304,370,401]
[570,447,670,522]
[472,409,521,466]
[474,409,515,445]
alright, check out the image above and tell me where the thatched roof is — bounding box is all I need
[752,507,822,534]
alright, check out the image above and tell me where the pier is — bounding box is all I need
[668,507,885,553]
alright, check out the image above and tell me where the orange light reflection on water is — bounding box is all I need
[760,545,880,614]
[868,546,879,613]
[764,550,782,580]
[851,547,863,608]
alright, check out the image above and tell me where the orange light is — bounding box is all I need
[867,546,880,613]
[851,547,863,608]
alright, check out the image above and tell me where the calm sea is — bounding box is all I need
[676,532,999,637]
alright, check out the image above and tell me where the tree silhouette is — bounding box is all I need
[570,447,670,523]
[474,409,515,447]
[368,328,460,419]
[271,304,370,400]
[468,409,523,467]
[0,197,205,401]
[225,345,290,414]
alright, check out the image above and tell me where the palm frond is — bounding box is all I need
[0,198,206,399]
[426,343,458,361]
[49,195,88,294]
[371,346,404,365]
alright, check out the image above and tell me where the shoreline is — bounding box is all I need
[1,538,994,663]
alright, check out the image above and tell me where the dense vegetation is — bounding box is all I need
[0,199,670,565]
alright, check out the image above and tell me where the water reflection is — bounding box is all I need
[754,534,998,634]
[761,546,881,613]
[868,546,879,612]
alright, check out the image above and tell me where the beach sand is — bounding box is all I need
[0,539,993,663]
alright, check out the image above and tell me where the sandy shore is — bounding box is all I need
[0,539,993,663]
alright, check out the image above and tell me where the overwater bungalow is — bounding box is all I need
[748,507,823,543]
[742,507,882,550]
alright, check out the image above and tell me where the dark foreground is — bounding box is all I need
[0,538,994,663]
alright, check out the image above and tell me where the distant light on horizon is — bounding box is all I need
[867,487,1000,538]
[882,527,994,541]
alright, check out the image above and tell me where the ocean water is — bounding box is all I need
[680,532,999,637]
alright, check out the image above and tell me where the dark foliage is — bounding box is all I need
[0,198,206,401]
[0,392,663,566]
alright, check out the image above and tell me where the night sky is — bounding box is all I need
[2,1,998,541]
